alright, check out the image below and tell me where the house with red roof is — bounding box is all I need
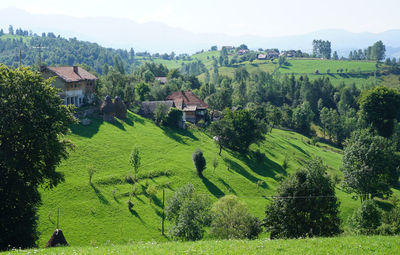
[41,66,97,107]
[166,91,208,123]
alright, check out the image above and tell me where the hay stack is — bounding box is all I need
[114,96,127,119]
[100,95,115,122]
[45,229,69,248]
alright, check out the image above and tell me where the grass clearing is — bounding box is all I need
[4,236,400,254]
[32,111,353,247]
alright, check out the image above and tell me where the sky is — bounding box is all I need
[1,0,400,37]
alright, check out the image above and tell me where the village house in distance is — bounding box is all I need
[41,66,97,107]
[140,90,208,124]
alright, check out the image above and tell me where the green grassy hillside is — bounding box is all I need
[34,111,362,247]
[4,236,400,255]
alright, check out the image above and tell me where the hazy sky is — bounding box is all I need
[1,0,400,37]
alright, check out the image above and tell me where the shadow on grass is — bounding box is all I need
[286,141,310,157]
[90,183,109,205]
[110,118,126,131]
[129,208,145,224]
[218,178,236,194]
[70,117,102,138]
[129,112,145,125]
[162,127,198,144]
[223,157,260,184]
[376,199,395,212]
[120,116,134,126]
[201,176,224,198]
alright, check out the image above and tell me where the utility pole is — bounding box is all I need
[57,208,59,229]
[32,44,46,66]
[162,189,165,235]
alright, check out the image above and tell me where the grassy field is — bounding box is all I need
[3,236,400,254]
[30,111,360,248]
[278,59,377,74]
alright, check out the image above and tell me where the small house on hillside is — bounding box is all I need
[166,91,208,123]
[237,49,249,55]
[41,66,97,107]
[257,54,267,60]
[155,77,167,84]
[139,101,175,118]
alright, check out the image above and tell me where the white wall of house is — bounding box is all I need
[65,89,84,107]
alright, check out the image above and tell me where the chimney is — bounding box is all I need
[73,66,78,74]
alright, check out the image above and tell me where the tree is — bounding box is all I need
[359,86,400,137]
[162,107,183,128]
[135,82,150,101]
[129,147,141,181]
[234,67,249,84]
[8,25,14,35]
[0,29,4,36]
[209,109,265,152]
[154,103,168,126]
[210,45,218,51]
[264,158,341,239]
[210,195,262,239]
[341,130,398,201]
[0,66,76,250]
[165,184,210,241]
[292,101,314,134]
[349,200,382,234]
[333,51,338,60]
[372,40,386,61]
[192,149,206,177]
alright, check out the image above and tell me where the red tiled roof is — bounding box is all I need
[46,66,97,82]
[166,91,208,110]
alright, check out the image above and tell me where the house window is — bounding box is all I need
[79,98,82,105]
[71,97,74,105]
[67,97,70,105]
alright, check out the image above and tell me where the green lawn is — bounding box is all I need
[279,59,377,74]
[31,111,354,247]
[4,236,400,254]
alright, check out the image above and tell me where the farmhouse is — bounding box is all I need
[257,53,267,60]
[155,76,167,84]
[237,49,249,55]
[166,91,208,123]
[41,66,97,107]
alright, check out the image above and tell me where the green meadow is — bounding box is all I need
[31,111,365,248]
[4,236,399,255]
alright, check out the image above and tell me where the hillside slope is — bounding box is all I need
[37,112,356,247]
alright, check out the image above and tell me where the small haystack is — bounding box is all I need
[114,96,127,119]
[100,95,115,122]
[45,229,69,248]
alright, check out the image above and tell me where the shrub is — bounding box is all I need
[264,158,341,239]
[212,158,219,171]
[125,174,134,184]
[378,205,400,235]
[154,103,168,126]
[349,200,382,235]
[163,107,183,128]
[210,195,262,239]
[127,198,134,210]
[254,149,265,163]
[165,184,210,241]
[192,149,206,177]
[146,184,158,203]
[282,154,290,170]
[87,165,96,185]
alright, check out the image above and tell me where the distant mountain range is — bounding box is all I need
[1,7,400,58]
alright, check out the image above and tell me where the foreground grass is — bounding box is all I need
[4,236,399,255]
